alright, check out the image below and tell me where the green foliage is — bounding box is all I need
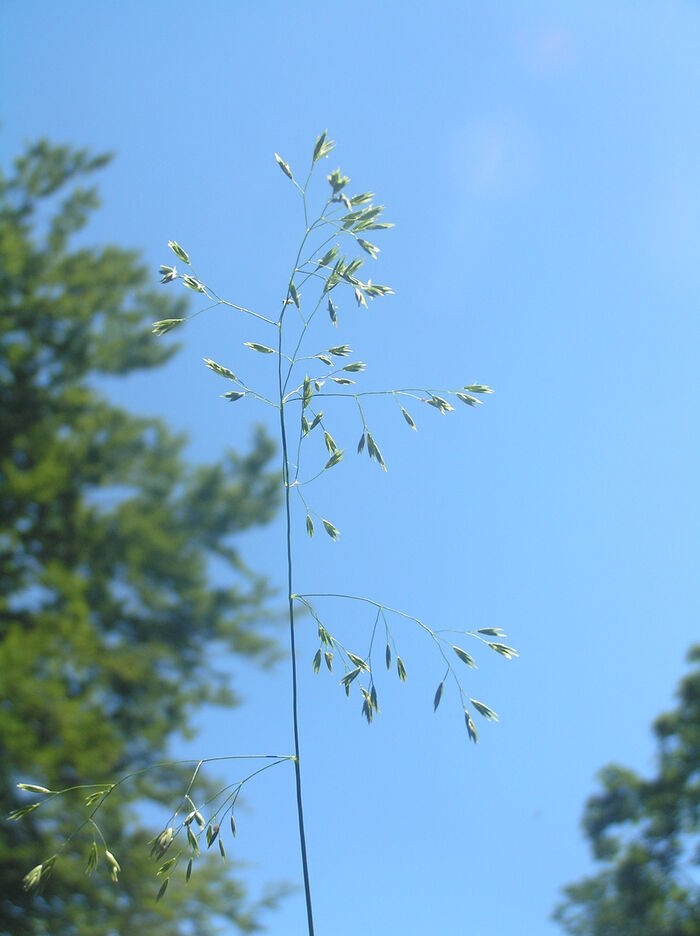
[0,141,283,934]
[554,645,700,935]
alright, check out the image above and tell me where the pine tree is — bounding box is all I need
[0,141,283,934]
[555,646,700,935]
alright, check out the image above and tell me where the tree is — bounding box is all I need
[0,141,283,934]
[554,645,700,935]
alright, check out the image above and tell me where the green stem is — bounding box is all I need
[279,261,316,936]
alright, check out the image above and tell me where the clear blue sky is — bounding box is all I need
[3,2,700,933]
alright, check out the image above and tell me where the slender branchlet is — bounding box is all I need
[14,131,516,933]
[12,755,295,897]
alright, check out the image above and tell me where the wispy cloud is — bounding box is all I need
[461,118,538,200]
[646,146,700,290]
[517,25,575,74]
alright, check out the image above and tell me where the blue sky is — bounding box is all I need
[3,2,700,933]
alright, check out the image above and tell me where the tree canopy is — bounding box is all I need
[554,645,700,935]
[0,141,282,934]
